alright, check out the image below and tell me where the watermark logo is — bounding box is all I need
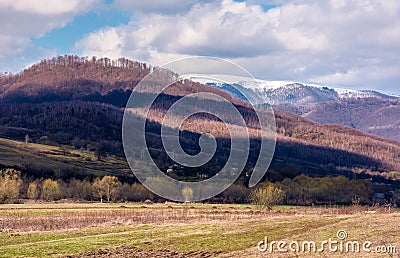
[336,229,348,240]
[122,57,276,202]
[257,230,397,254]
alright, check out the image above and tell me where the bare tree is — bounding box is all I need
[24,134,30,148]
[101,176,121,202]
[0,169,22,204]
[27,181,39,200]
[40,179,61,201]
[92,178,105,203]
[250,183,285,210]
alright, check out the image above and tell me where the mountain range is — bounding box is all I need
[204,79,400,141]
[0,56,399,189]
[206,79,398,105]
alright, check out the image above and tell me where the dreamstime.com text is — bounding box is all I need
[257,230,397,254]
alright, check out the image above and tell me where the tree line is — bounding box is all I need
[0,168,153,204]
[250,175,400,208]
[2,167,397,206]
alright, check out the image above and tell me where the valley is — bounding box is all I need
[0,56,399,198]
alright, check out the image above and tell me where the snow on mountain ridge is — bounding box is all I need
[243,79,393,99]
[226,78,399,99]
[181,74,398,105]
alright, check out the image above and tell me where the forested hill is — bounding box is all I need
[0,55,239,107]
[0,56,150,105]
[0,56,399,187]
[282,98,400,141]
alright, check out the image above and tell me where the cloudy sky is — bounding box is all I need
[1,0,399,94]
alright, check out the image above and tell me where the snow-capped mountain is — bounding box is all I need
[202,79,398,106]
[181,75,400,141]
[334,88,397,99]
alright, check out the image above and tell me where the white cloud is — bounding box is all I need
[77,27,124,60]
[0,0,98,71]
[78,0,284,62]
[11,0,400,93]
[0,0,95,16]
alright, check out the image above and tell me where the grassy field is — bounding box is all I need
[0,138,131,179]
[0,203,398,257]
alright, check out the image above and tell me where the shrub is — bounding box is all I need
[0,168,22,204]
[93,176,121,202]
[181,187,194,202]
[40,179,61,201]
[27,181,39,200]
[249,183,285,210]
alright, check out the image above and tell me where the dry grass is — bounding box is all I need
[0,203,398,257]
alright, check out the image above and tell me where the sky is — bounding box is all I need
[0,0,399,94]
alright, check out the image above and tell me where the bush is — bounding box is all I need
[249,183,285,210]
[41,179,61,201]
[93,176,121,202]
[181,187,193,202]
[222,184,249,203]
[0,168,22,204]
[27,181,39,200]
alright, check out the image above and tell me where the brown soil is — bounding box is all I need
[67,246,219,258]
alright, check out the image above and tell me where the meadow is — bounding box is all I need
[0,203,398,257]
[0,137,131,180]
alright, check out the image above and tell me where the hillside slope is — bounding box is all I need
[276,98,400,141]
[0,137,131,181]
[0,56,399,185]
[206,80,400,141]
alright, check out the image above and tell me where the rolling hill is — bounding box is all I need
[0,56,399,188]
[0,137,131,181]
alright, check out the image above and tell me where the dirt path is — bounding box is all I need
[67,246,218,258]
